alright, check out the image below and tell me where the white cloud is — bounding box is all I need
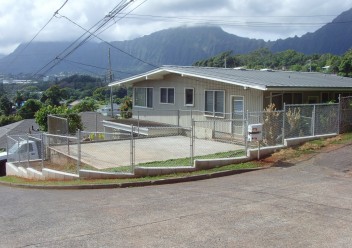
[0,0,351,54]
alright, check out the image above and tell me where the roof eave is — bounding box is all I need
[267,86,352,91]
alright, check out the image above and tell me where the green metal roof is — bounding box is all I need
[109,66,352,91]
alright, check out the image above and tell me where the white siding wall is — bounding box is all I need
[131,74,264,132]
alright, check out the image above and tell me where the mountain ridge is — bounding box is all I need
[0,8,352,77]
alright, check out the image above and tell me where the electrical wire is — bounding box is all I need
[4,0,69,71]
[58,13,158,68]
[33,0,136,77]
[116,13,352,28]
[61,58,136,77]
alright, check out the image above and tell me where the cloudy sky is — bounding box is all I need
[0,0,351,55]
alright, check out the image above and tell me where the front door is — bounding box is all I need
[232,96,244,135]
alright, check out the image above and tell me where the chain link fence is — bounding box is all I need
[284,103,339,138]
[6,133,45,168]
[340,96,352,133]
[247,110,285,147]
[193,119,246,159]
[5,101,346,175]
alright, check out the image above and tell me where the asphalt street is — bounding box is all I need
[1,144,352,247]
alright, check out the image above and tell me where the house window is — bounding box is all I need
[160,88,175,104]
[185,88,194,106]
[205,90,225,117]
[134,87,153,108]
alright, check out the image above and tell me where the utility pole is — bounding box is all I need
[224,55,227,69]
[108,48,114,117]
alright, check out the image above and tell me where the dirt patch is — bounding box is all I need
[27,161,93,174]
[260,134,350,167]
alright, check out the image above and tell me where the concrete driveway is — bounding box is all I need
[56,136,243,169]
[1,144,352,247]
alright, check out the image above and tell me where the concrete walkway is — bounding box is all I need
[1,144,352,247]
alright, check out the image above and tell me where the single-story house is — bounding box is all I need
[108,66,352,135]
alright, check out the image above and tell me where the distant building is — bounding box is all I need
[97,103,120,116]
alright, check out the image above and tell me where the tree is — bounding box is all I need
[17,99,43,119]
[21,86,41,100]
[0,95,13,116]
[93,86,110,101]
[40,85,64,106]
[72,98,98,112]
[35,105,83,133]
[0,115,22,127]
[339,49,352,77]
[119,96,132,118]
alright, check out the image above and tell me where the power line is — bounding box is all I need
[96,0,149,37]
[117,13,352,28]
[58,13,158,69]
[61,58,135,77]
[33,0,136,76]
[5,0,69,71]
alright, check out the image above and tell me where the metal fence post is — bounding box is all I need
[190,119,194,167]
[244,117,248,157]
[177,110,180,135]
[130,124,135,172]
[77,129,81,174]
[312,105,316,136]
[245,111,249,156]
[282,103,286,144]
[41,134,44,170]
[26,134,30,168]
[137,111,140,136]
[67,135,70,155]
[95,112,98,133]
[338,94,341,134]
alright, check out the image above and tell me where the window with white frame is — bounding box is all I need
[134,87,153,108]
[184,88,194,106]
[160,87,175,104]
[205,90,225,117]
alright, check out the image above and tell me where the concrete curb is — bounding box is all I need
[0,167,264,190]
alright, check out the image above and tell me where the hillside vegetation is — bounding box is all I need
[194,48,352,77]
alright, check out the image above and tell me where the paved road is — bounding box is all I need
[1,144,352,247]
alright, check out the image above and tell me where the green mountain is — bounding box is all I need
[271,8,352,54]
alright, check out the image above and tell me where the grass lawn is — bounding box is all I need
[103,150,245,173]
